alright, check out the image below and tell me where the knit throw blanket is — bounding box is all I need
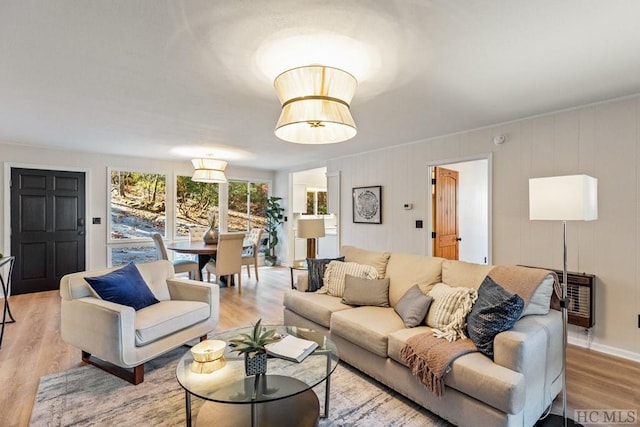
[488,265,561,309]
[400,334,477,396]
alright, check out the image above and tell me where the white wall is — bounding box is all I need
[445,159,489,264]
[324,95,640,361]
[0,143,276,270]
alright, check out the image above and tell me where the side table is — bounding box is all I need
[0,256,16,349]
[290,261,308,289]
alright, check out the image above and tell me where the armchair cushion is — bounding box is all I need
[135,300,210,346]
[85,262,159,311]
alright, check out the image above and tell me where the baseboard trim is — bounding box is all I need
[568,336,640,363]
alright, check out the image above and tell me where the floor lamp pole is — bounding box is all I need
[562,220,568,427]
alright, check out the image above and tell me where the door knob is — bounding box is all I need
[456,237,462,241]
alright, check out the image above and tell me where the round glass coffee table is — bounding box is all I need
[176,325,339,427]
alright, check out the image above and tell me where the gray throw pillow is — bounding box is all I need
[341,275,390,307]
[306,257,345,292]
[467,276,524,358]
[394,284,433,328]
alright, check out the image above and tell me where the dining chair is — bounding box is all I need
[151,233,201,280]
[241,228,263,281]
[204,233,245,293]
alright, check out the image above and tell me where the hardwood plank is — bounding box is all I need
[1,266,639,427]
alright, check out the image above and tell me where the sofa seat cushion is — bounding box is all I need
[283,290,352,328]
[135,300,210,346]
[387,326,433,365]
[388,328,526,414]
[330,306,405,357]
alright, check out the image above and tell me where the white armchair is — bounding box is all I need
[60,260,219,384]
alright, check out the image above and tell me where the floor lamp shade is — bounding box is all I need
[297,218,325,259]
[528,174,597,427]
[529,175,598,221]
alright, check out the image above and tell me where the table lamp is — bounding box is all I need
[297,218,325,259]
[529,174,597,427]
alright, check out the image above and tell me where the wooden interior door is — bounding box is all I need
[433,166,459,260]
[10,168,86,294]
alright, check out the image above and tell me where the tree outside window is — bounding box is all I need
[176,175,219,238]
[228,180,268,231]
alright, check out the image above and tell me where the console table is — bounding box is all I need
[0,256,16,349]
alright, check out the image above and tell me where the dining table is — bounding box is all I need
[166,239,249,287]
[166,240,219,274]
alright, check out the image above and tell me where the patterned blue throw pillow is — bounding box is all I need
[85,262,160,311]
[467,276,524,358]
[306,257,345,292]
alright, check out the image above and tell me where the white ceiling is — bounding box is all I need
[2,1,640,170]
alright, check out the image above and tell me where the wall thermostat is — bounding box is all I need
[403,203,413,210]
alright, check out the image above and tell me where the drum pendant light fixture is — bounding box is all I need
[274,65,357,144]
[191,157,228,183]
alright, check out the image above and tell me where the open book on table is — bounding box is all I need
[265,335,319,363]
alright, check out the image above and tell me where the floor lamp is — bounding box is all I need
[297,218,325,259]
[529,175,598,427]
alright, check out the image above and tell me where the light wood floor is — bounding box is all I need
[1,266,638,427]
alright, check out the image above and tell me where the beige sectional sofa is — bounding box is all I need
[283,246,562,427]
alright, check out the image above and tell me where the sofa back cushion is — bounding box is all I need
[385,253,444,307]
[319,261,379,297]
[442,259,493,290]
[341,246,391,278]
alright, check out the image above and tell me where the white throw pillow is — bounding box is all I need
[426,283,478,342]
[318,261,378,297]
[520,273,555,317]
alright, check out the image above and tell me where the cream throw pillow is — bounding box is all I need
[426,283,478,342]
[318,261,378,297]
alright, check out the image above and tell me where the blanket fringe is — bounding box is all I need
[400,345,445,396]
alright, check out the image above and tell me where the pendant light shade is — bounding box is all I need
[274,65,357,144]
[191,158,228,183]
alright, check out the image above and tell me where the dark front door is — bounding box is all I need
[10,168,86,294]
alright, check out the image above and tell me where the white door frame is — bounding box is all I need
[426,153,492,264]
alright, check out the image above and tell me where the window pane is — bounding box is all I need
[317,191,328,214]
[110,171,166,239]
[228,181,249,231]
[111,245,158,266]
[176,175,219,238]
[250,182,269,230]
[306,191,314,215]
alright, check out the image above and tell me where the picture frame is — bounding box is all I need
[352,186,382,224]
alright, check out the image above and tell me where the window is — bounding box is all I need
[109,170,166,241]
[305,189,328,215]
[110,245,157,266]
[176,175,219,239]
[228,180,269,231]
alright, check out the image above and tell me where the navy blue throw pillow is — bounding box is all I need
[85,262,159,311]
[467,276,524,358]
[306,257,345,292]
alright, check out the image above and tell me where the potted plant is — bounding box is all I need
[228,319,278,376]
[263,196,284,266]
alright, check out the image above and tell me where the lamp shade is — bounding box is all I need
[529,175,598,221]
[191,158,228,183]
[274,65,357,144]
[297,218,326,239]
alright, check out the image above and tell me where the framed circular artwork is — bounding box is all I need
[352,186,382,224]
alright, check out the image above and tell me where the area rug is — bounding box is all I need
[30,347,452,427]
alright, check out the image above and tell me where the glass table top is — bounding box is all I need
[176,325,339,404]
